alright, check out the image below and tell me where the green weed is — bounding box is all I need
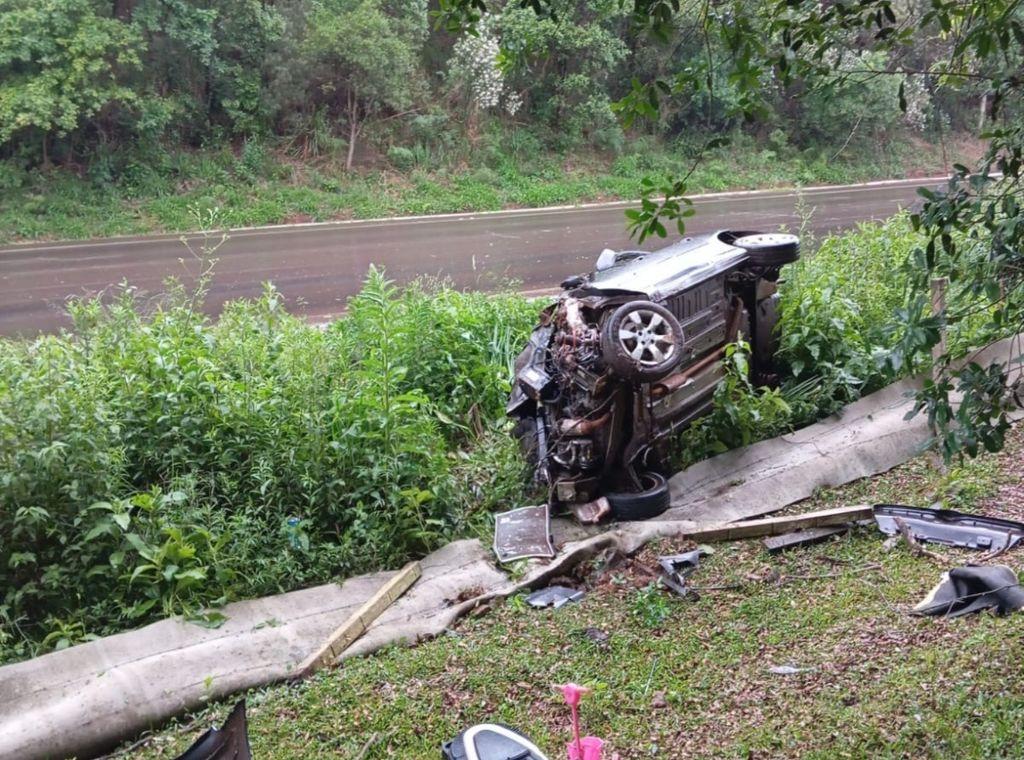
[0,270,538,661]
[630,582,675,628]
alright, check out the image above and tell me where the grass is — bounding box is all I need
[123,425,1024,759]
[0,132,963,244]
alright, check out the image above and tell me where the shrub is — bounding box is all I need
[777,215,926,406]
[235,139,272,184]
[677,215,934,465]
[387,145,416,171]
[0,271,538,661]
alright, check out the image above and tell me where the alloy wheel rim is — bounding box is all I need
[617,309,677,366]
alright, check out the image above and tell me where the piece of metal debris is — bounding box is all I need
[657,549,709,597]
[526,585,584,609]
[913,565,1024,618]
[174,700,251,760]
[583,627,610,648]
[571,496,611,525]
[762,525,848,553]
[493,504,555,563]
[874,505,1024,553]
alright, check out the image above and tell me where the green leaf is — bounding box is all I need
[84,522,112,542]
[124,533,154,561]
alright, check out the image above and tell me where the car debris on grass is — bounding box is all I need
[172,701,251,760]
[913,565,1024,618]
[125,427,1024,759]
[655,549,709,598]
[526,586,585,610]
[493,505,556,563]
[873,504,1024,554]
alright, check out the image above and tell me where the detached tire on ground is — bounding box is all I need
[734,233,800,268]
[600,300,684,383]
[606,472,670,521]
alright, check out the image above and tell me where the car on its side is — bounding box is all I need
[507,230,799,521]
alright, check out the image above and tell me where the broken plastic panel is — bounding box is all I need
[442,723,550,760]
[873,504,1024,552]
[914,565,1024,618]
[525,585,584,609]
[493,505,555,564]
[657,548,709,597]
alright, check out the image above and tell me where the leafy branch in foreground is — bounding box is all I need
[437,0,1024,460]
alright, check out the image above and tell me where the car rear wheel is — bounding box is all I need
[734,233,800,267]
[600,301,684,382]
[606,472,670,521]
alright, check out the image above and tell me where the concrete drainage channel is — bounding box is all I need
[1,335,1021,760]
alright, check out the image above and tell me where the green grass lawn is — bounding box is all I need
[122,426,1024,759]
[0,135,960,245]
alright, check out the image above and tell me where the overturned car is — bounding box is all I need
[508,230,799,521]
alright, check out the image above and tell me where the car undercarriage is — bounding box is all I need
[507,230,800,521]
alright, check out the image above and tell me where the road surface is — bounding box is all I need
[0,177,936,336]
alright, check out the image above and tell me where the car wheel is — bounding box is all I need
[600,300,684,382]
[734,233,800,267]
[606,472,670,521]
[513,416,540,467]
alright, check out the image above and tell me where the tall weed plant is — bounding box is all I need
[776,216,925,417]
[0,270,536,662]
[679,213,1000,465]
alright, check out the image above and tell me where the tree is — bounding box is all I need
[438,0,1024,460]
[0,0,142,163]
[304,0,426,170]
[129,0,284,139]
[496,0,630,148]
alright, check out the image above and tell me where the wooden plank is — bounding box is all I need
[686,504,873,543]
[292,561,421,679]
[762,525,848,553]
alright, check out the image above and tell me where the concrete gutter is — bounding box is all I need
[1,334,1020,760]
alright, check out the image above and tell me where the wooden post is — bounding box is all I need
[684,504,874,543]
[292,561,421,679]
[931,276,948,380]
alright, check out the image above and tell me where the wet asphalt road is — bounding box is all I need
[0,177,938,336]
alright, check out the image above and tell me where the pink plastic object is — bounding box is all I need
[566,736,604,760]
[556,683,604,760]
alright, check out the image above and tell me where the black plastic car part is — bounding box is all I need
[733,233,800,267]
[606,472,670,520]
[174,701,251,760]
[442,723,549,760]
[599,300,684,382]
[914,565,1024,618]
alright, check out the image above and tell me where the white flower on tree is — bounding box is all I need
[450,17,514,113]
[901,75,930,132]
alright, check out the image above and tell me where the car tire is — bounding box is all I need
[606,472,670,521]
[513,416,540,467]
[600,300,684,382]
[734,233,800,267]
